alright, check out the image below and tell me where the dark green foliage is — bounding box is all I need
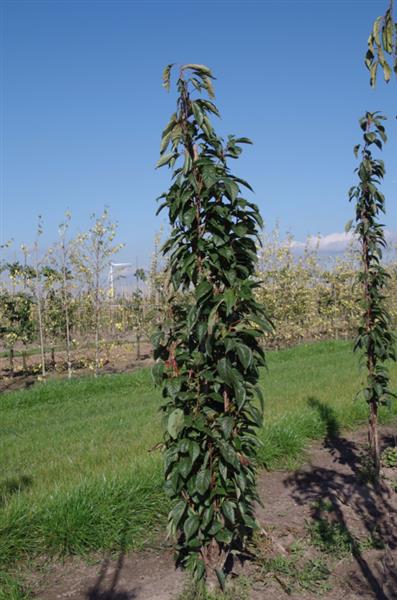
[349,112,396,474]
[0,292,35,346]
[365,0,397,86]
[153,64,270,582]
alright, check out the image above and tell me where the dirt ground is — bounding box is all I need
[0,342,153,394]
[22,426,397,600]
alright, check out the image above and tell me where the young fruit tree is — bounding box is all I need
[349,112,396,476]
[53,213,76,379]
[74,210,124,377]
[152,64,270,588]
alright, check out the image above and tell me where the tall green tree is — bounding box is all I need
[153,64,270,587]
[365,0,397,86]
[349,112,396,475]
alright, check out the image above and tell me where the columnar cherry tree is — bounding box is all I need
[152,64,270,586]
[349,112,396,476]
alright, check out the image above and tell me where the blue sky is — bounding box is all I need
[1,0,396,266]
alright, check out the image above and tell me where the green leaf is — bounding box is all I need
[156,152,175,168]
[236,344,252,370]
[215,568,226,590]
[223,289,235,314]
[255,385,265,412]
[235,382,246,410]
[162,64,174,91]
[208,299,223,334]
[215,529,232,544]
[196,468,211,495]
[191,101,204,127]
[196,559,206,580]
[218,416,234,439]
[170,501,186,528]
[202,75,215,98]
[195,280,212,301]
[222,501,235,523]
[186,305,197,331]
[202,506,214,528]
[219,442,239,468]
[179,455,193,479]
[189,440,200,465]
[152,361,164,385]
[167,408,185,439]
[217,357,234,386]
[182,207,196,227]
[184,514,200,541]
[182,63,213,76]
[383,61,392,83]
[167,377,181,398]
[224,179,239,202]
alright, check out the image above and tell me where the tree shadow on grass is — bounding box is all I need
[0,475,32,507]
[284,397,397,600]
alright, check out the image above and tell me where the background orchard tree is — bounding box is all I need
[131,268,146,360]
[256,227,361,347]
[349,112,396,476]
[50,213,77,379]
[0,290,34,373]
[2,260,36,372]
[153,64,270,588]
[41,266,68,370]
[31,218,47,377]
[74,209,124,376]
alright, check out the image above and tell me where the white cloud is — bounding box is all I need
[291,229,396,254]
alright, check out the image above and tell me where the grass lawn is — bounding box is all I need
[1,339,397,594]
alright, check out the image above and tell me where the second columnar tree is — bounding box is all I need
[349,112,396,475]
[365,0,396,86]
[152,64,270,586]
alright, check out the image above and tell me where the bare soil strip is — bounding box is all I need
[25,426,397,600]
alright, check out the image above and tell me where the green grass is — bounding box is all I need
[257,554,331,594]
[1,339,397,577]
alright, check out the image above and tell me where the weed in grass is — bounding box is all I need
[382,446,397,468]
[258,554,331,594]
[311,498,334,513]
[308,508,385,557]
[177,576,251,600]
[358,447,380,484]
[357,531,385,551]
[297,558,331,593]
[307,517,354,557]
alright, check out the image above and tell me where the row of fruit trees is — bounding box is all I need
[1,214,396,378]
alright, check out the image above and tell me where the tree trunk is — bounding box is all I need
[9,347,14,374]
[136,333,141,361]
[369,400,380,476]
[22,349,27,372]
[201,539,227,591]
[37,297,46,378]
[51,346,56,370]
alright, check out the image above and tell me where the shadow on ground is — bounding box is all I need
[85,524,139,600]
[85,552,138,600]
[0,474,33,507]
[284,397,397,600]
